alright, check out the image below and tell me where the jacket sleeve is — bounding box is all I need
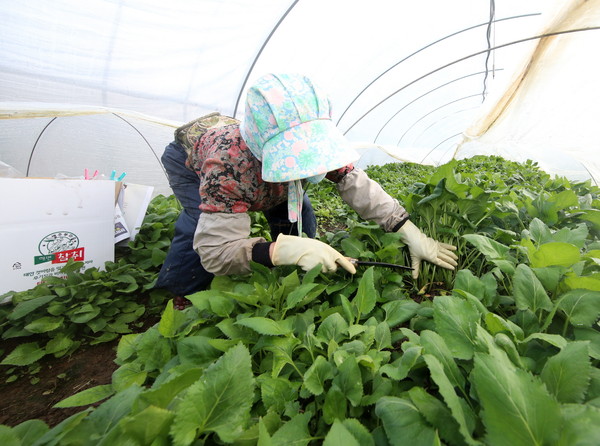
[336,167,409,232]
[193,212,267,275]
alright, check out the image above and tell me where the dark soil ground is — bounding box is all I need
[0,314,161,428]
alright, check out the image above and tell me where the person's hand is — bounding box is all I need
[397,220,458,279]
[271,234,356,274]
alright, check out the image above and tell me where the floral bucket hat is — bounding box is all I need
[240,73,359,234]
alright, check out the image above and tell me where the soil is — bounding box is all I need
[0,313,160,428]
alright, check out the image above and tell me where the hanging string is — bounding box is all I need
[482,0,496,102]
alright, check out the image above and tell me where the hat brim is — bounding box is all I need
[261,119,359,182]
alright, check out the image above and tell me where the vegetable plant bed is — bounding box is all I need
[1,157,599,445]
[0,338,119,427]
[0,312,161,427]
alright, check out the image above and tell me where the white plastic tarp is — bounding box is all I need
[0,0,599,194]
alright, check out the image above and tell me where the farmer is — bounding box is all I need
[156,73,457,308]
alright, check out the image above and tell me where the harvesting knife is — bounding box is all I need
[348,258,413,271]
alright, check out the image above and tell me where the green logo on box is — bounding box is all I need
[34,231,84,264]
[34,254,55,265]
[38,231,79,255]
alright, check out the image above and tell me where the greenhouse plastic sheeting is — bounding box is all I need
[1,0,599,195]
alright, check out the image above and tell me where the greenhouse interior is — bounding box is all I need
[1,0,600,444]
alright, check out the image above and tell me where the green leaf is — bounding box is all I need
[341,419,374,446]
[323,420,360,446]
[93,333,120,348]
[494,333,524,368]
[551,224,588,249]
[558,403,600,446]
[53,384,115,408]
[341,237,366,259]
[176,335,222,366]
[286,283,324,309]
[31,409,92,446]
[170,343,254,445]
[281,269,301,291]
[270,412,313,446]
[551,189,578,210]
[227,411,280,446]
[188,290,235,316]
[260,376,299,413]
[87,385,143,439]
[375,396,439,446]
[423,354,479,446]
[45,333,74,355]
[119,405,175,445]
[433,295,479,360]
[222,289,260,306]
[261,336,301,378]
[527,218,552,244]
[531,266,565,293]
[323,386,347,425]
[558,289,600,327]
[24,316,64,333]
[513,264,553,313]
[115,333,139,362]
[529,242,581,268]
[1,342,46,366]
[540,341,591,403]
[151,246,167,266]
[236,317,293,336]
[317,313,349,343]
[157,299,187,338]
[112,274,139,293]
[8,295,55,320]
[348,324,366,338]
[46,302,67,316]
[134,367,203,412]
[1,326,32,340]
[207,293,235,317]
[574,327,600,360]
[302,264,322,284]
[578,209,600,230]
[136,328,173,371]
[112,362,147,392]
[454,269,497,307]
[586,368,600,403]
[0,425,20,446]
[86,317,107,333]
[69,304,101,323]
[510,309,540,337]
[374,322,392,350]
[352,267,377,319]
[563,274,600,292]
[463,234,510,259]
[12,419,49,445]
[258,417,273,446]
[408,387,463,446]
[471,344,561,446]
[382,300,420,327]
[303,355,334,395]
[332,356,363,407]
[380,346,422,381]
[519,332,567,350]
[420,330,465,390]
[484,312,524,340]
[158,299,176,337]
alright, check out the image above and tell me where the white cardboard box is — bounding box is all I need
[0,178,116,297]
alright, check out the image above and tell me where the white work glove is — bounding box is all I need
[397,220,458,279]
[271,234,356,274]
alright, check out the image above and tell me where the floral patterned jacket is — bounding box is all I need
[188,121,409,275]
